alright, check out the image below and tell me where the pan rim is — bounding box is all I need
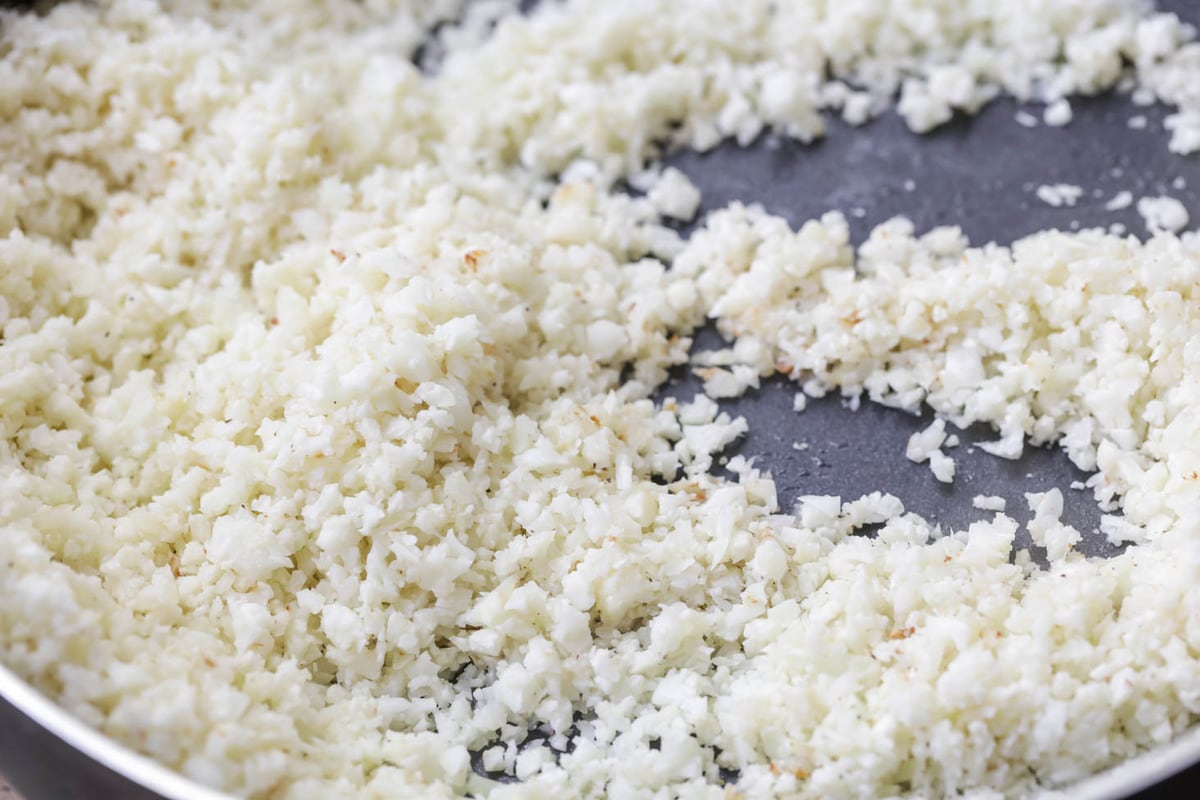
[0,662,232,800]
[0,659,1196,800]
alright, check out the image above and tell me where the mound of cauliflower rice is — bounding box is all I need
[3,1,1200,798]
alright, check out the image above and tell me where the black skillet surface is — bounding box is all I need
[656,2,1200,798]
[663,32,1199,556]
[3,0,1200,797]
[662,89,1196,558]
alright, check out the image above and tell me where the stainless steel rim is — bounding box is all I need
[1,659,1195,800]
[0,663,231,800]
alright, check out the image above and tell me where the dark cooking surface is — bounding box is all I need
[3,0,1200,798]
[653,2,1199,798]
[659,14,1200,550]
[661,82,1200,557]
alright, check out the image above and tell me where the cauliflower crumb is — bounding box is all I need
[905,419,948,462]
[695,364,760,399]
[647,167,703,221]
[1036,183,1084,208]
[1014,110,1039,128]
[1137,195,1190,233]
[1043,98,1073,127]
[928,450,956,483]
[972,495,1007,512]
[1105,190,1134,211]
[1026,489,1080,562]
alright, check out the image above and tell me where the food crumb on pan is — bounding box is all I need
[1106,190,1135,211]
[1043,98,1073,127]
[1137,194,1191,233]
[1035,183,1084,208]
[972,494,1007,512]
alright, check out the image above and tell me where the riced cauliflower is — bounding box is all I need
[1,1,1200,799]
